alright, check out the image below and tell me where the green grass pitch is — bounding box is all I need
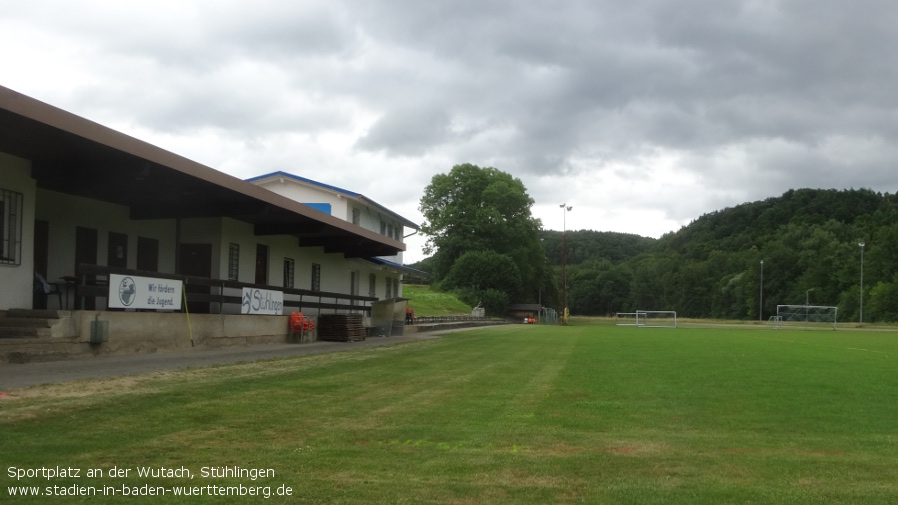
[3,321,898,504]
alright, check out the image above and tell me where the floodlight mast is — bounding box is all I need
[759,260,764,322]
[560,204,572,324]
[859,242,865,324]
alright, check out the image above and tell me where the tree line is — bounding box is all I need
[543,188,898,322]
[415,164,898,322]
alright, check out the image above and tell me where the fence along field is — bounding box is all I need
[3,321,898,504]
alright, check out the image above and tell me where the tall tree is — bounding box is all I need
[419,163,554,305]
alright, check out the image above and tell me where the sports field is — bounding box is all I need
[2,321,898,504]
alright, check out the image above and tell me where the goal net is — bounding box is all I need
[776,305,838,329]
[615,312,639,326]
[615,310,678,328]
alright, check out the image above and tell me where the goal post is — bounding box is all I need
[615,310,677,328]
[637,310,678,328]
[776,305,838,329]
[614,312,639,326]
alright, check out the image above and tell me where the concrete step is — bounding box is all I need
[0,333,85,363]
[6,309,70,319]
[0,317,54,328]
[0,326,52,338]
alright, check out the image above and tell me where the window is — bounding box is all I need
[311,263,321,292]
[228,243,240,281]
[352,208,361,225]
[369,273,377,297]
[0,188,23,265]
[385,277,392,299]
[283,258,295,288]
[380,220,386,235]
[387,224,394,240]
[107,232,128,268]
[137,237,159,272]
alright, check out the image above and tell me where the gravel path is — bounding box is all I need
[0,333,448,390]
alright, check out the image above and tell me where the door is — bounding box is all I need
[350,270,359,305]
[178,243,212,313]
[33,220,50,309]
[255,244,269,285]
[75,227,98,309]
[107,232,128,269]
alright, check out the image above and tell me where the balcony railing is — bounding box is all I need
[73,264,377,315]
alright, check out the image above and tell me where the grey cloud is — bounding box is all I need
[5,0,898,245]
[355,105,454,156]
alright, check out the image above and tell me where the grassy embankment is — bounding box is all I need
[402,284,471,317]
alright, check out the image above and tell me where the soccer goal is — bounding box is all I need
[776,305,838,329]
[615,312,639,326]
[615,310,678,328]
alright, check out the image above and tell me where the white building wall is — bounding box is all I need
[0,153,36,310]
[216,217,398,312]
[253,176,407,266]
[253,177,403,238]
[179,217,223,279]
[255,179,349,221]
[219,217,303,286]
[219,218,251,283]
[0,165,405,311]
[38,189,178,282]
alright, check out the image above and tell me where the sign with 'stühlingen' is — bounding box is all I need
[241,287,284,315]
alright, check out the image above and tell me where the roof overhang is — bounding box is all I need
[364,257,430,279]
[0,86,404,258]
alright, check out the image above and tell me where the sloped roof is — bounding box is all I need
[0,85,404,258]
[364,257,430,279]
[247,171,420,230]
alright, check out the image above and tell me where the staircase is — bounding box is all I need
[0,309,67,338]
[0,309,82,363]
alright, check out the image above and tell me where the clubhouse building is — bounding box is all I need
[0,85,423,359]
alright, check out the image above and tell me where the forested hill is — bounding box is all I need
[545,188,898,321]
[541,230,656,265]
[658,188,890,260]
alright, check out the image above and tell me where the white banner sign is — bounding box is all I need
[108,274,183,310]
[241,287,284,315]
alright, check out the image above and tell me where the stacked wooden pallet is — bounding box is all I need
[317,314,367,342]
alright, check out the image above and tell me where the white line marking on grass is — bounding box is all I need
[746,336,890,357]
[845,347,889,355]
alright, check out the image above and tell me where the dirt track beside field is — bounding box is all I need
[0,332,454,390]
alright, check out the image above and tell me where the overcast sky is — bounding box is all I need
[3,0,897,262]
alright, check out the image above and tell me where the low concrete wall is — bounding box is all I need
[1,311,509,363]
[78,311,296,354]
[1,311,298,362]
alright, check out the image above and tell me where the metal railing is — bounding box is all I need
[73,264,377,316]
[410,315,491,324]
